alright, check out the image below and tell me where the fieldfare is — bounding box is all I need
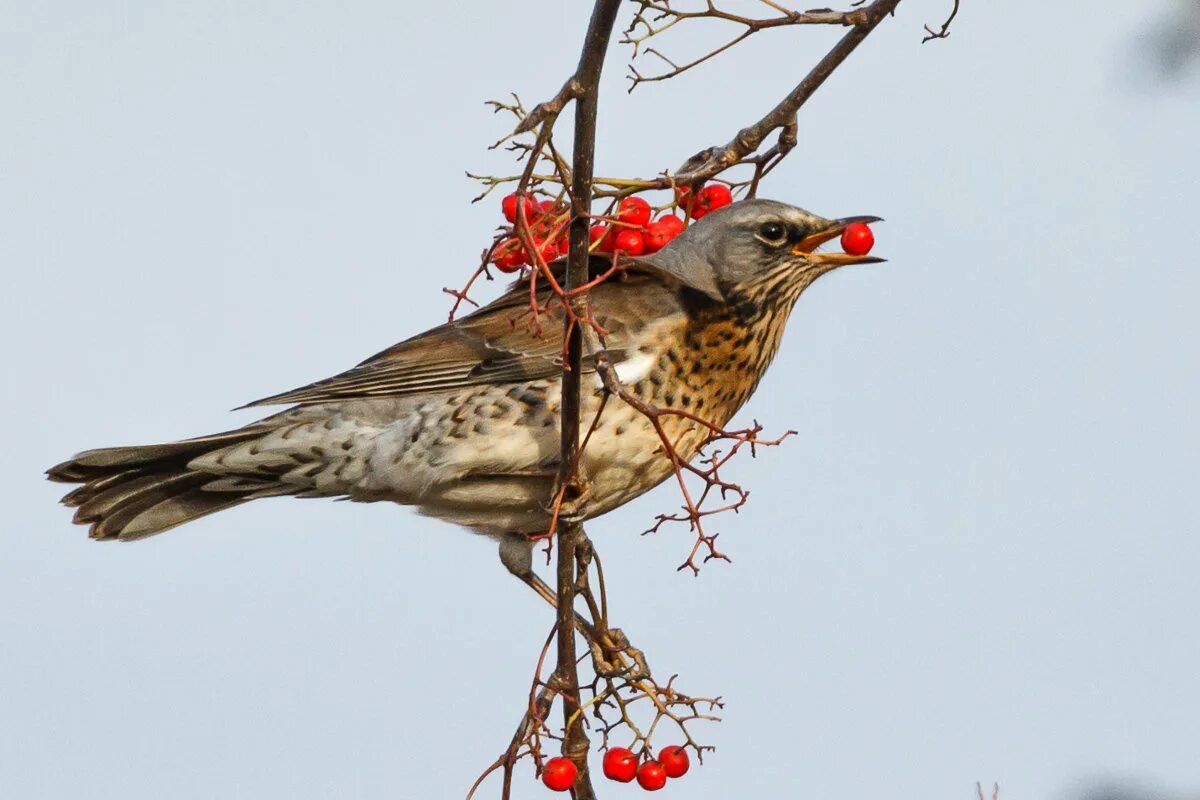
[48,199,881,577]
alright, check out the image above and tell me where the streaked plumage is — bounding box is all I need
[48,200,881,555]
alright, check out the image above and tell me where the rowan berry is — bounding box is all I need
[491,238,526,273]
[602,747,638,783]
[691,184,733,219]
[529,238,558,264]
[541,756,577,792]
[589,224,613,253]
[657,746,689,779]
[656,214,685,237]
[840,222,875,256]
[642,221,673,254]
[501,192,536,224]
[613,228,646,256]
[675,184,696,216]
[636,760,668,791]
[617,196,652,227]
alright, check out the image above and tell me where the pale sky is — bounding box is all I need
[2,2,1198,799]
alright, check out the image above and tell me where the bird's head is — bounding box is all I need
[636,198,883,305]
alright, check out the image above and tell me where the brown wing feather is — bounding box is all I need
[243,262,678,408]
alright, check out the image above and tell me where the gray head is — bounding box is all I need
[637,198,883,302]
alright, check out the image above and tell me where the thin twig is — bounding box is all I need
[673,0,904,184]
[923,0,961,42]
[623,0,873,87]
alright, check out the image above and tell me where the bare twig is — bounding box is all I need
[623,1,875,88]
[923,0,961,42]
[472,0,903,208]
[672,0,903,184]
[976,782,1000,800]
[514,78,584,135]
[587,344,794,574]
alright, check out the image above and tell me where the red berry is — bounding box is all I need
[602,748,638,783]
[674,184,696,216]
[501,193,536,224]
[617,196,652,228]
[642,221,672,254]
[535,199,559,218]
[613,228,645,256]
[541,756,577,792]
[493,254,524,273]
[656,214,685,237]
[840,222,874,256]
[556,235,571,258]
[529,238,558,264]
[657,746,689,779]
[491,238,526,273]
[692,184,733,219]
[636,761,668,791]
[589,224,613,253]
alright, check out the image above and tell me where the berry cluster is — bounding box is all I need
[491,195,571,273]
[540,746,691,793]
[588,184,733,257]
[602,746,689,792]
[674,183,734,221]
[490,182,735,272]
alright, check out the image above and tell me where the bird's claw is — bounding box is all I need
[587,626,650,681]
[554,480,591,527]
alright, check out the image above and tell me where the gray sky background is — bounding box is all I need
[2,2,1198,799]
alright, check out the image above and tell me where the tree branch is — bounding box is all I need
[553,3,623,798]
[673,0,903,183]
[623,0,878,88]
[474,0,905,208]
[463,1,926,792]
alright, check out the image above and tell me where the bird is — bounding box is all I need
[47,199,882,588]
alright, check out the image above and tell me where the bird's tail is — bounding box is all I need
[47,428,276,541]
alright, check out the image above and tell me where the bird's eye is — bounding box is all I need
[756,222,787,245]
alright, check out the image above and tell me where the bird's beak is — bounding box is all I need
[791,215,886,265]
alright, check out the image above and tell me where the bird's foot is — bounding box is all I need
[550,479,591,527]
[586,625,651,681]
[502,535,651,681]
[571,537,651,680]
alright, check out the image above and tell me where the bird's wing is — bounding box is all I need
[242,263,676,408]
